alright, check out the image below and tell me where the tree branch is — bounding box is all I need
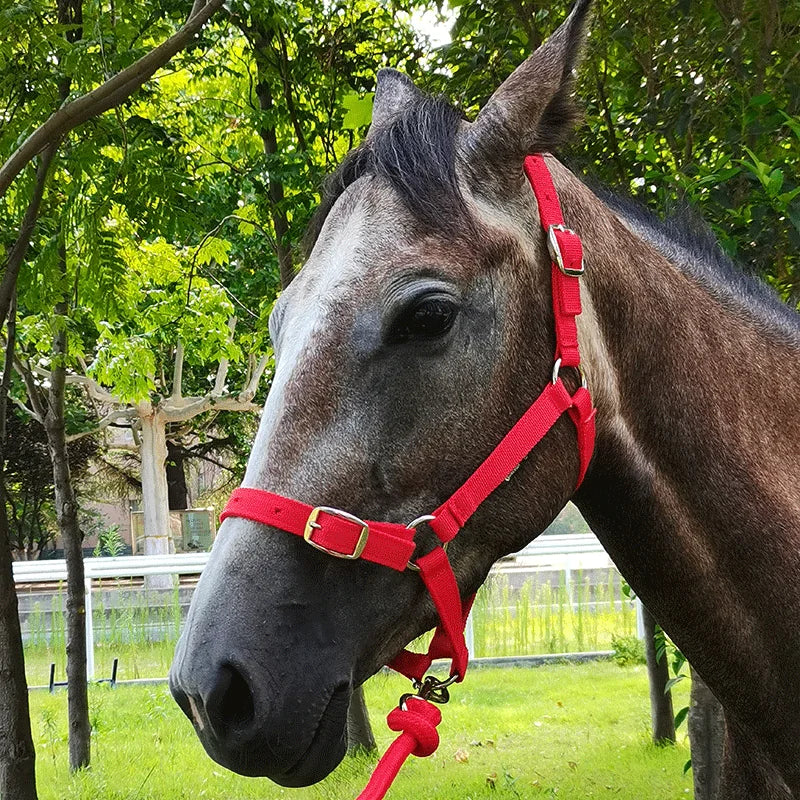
[65,408,137,442]
[171,341,184,400]
[212,317,236,395]
[14,358,47,422]
[0,296,17,442]
[238,353,269,402]
[58,369,121,405]
[0,0,224,199]
[0,146,57,330]
[10,398,40,424]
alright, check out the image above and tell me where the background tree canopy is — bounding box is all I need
[1,0,798,501]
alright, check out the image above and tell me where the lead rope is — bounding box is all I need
[356,551,470,800]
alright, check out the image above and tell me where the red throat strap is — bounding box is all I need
[219,154,596,800]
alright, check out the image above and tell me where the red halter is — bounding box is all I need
[220,154,596,800]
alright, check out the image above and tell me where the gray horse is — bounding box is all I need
[170,2,800,796]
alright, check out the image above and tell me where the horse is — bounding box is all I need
[169,1,800,797]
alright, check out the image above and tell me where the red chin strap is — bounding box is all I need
[220,154,596,800]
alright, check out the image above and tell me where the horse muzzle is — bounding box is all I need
[168,516,358,785]
[169,644,352,785]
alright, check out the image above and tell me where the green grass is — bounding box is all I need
[30,663,692,800]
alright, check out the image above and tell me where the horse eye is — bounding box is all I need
[393,296,458,342]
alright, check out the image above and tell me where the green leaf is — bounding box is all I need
[674,706,689,729]
[341,91,375,130]
[195,236,231,267]
[664,675,685,694]
[767,168,784,195]
[236,204,259,236]
[749,93,773,107]
[683,759,693,775]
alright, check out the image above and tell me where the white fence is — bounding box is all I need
[15,533,631,681]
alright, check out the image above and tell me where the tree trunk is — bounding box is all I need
[642,604,675,745]
[347,685,376,754]
[166,439,189,510]
[138,407,174,588]
[689,666,725,800]
[44,291,90,771]
[249,41,294,289]
[0,302,38,798]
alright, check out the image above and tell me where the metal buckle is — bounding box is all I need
[303,507,369,559]
[547,224,585,277]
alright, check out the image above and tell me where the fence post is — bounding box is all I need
[84,576,95,680]
[635,597,646,639]
[464,608,475,657]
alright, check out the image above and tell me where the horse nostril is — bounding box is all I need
[170,678,194,723]
[206,663,256,734]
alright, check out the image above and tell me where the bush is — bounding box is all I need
[611,634,646,666]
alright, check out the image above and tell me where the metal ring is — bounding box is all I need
[406,514,436,531]
[404,515,447,573]
[406,541,449,573]
[552,358,588,390]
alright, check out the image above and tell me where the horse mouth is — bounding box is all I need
[275,681,352,787]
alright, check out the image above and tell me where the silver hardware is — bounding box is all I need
[399,673,459,709]
[552,357,588,390]
[547,224,585,277]
[404,515,445,573]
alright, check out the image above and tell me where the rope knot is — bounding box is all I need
[386,696,442,758]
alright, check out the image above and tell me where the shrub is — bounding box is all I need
[611,634,646,666]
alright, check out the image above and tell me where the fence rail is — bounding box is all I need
[15,532,625,681]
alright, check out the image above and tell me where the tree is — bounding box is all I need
[642,605,676,746]
[3,405,95,560]
[0,0,226,787]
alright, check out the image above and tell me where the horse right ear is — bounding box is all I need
[367,69,424,139]
[464,0,592,166]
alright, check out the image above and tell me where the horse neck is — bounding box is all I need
[550,163,800,722]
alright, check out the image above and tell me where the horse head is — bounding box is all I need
[170,0,597,786]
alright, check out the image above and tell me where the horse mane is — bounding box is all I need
[304,94,468,252]
[303,93,798,342]
[597,189,800,341]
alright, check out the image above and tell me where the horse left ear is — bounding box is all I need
[367,69,424,139]
[464,0,592,165]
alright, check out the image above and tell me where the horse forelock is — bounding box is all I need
[305,94,471,253]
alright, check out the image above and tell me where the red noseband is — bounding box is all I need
[220,154,596,800]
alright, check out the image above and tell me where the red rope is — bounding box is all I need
[355,698,442,800]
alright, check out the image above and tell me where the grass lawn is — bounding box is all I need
[30,662,692,799]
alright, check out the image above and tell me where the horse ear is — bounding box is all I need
[464,0,592,165]
[367,69,424,139]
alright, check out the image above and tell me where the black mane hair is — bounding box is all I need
[302,96,798,341]
[597,188,800,338]
[304,94,468,252]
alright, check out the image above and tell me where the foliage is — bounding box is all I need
[3,405,96,559]
[611,633,646,666]
[425,0,800,303]
[91,526,125,558]
[653,623,691,733]
[28,664,692,799]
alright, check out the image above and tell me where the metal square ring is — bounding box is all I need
[547,224,585,277]
[303,506,369,560]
